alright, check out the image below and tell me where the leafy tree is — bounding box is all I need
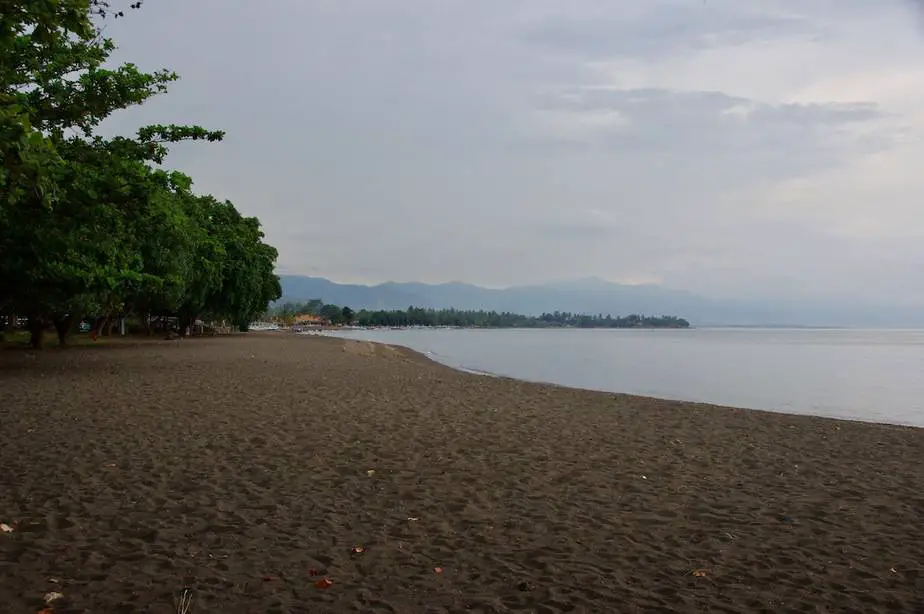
[303,299,323,315]
[0,1,280,346]
[319,303,345,324]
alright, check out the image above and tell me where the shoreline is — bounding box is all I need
[310,330,924,430]
[2,334,923,612]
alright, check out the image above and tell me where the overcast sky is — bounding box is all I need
[101,0,924,302]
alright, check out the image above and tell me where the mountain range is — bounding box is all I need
[278,275,924,328]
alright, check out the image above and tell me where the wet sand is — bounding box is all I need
[1,333,922,613]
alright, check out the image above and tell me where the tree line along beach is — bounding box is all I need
[1,333,923,612]
[267,299,691,329]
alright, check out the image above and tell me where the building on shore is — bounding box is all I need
[292,314,328,330]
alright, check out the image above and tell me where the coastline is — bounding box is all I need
[1,333,922,612]
[315,330,924,429]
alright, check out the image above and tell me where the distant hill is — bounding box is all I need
[278,275,701,316]
[278,275,924,328]
[278,276,430,312]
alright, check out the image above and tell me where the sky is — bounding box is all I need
[101,0,924,303]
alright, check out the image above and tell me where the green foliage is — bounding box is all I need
[319,303,346,323]
[270,301,690,329]
[0,1,280,347]
[536,311,689,328]
[352,308,689,328]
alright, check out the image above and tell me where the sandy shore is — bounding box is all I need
[1,333,922,612]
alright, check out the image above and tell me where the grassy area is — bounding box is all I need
[0,330,114,349]
[1,328,247,349]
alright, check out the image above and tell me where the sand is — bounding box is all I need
[1,333,922,613]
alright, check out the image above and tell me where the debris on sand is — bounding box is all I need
[43,591,64,604]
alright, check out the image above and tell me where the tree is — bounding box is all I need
[303,299,323,315]
[319,303,345,324]
[341,306,354,324]
[0,1,280,347]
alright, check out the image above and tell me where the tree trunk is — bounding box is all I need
[28,316,46,349]
[53,314,74,347]
[91,316,106,340]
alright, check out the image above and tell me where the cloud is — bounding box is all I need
[96,0,924,305]
[522,108,631,142]
[531,87,887,155]
[520,2,818,60]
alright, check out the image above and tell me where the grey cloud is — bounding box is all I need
[533,221,615,240]
[519,87,892,187]
[513,0,859,62]
[539,88,884,135]
[93,0,924,304]
[521,12,817,59]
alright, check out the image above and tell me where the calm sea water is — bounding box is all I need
[322,328,924,427]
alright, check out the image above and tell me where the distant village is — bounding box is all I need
[290,313,333,330]
[255,300,690,331]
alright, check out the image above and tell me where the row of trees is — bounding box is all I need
[270,300,354,325]
[0,1,281,347]
[353,308,689,328]
[536,311,689,329]
[268,301,690,329]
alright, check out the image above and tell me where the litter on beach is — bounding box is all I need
[44,591,64,604]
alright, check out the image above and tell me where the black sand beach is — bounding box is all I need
[1,333,922,612]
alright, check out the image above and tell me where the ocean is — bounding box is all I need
[321,327,924,427]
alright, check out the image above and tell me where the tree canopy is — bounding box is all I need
[268,300,690,329]
[0,1,280,347]
[351,307,690,329]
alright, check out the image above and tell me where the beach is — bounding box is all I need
[1,334,922,613]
